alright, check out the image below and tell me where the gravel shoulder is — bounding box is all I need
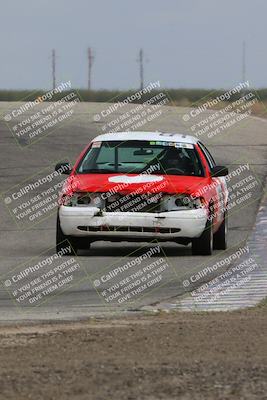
[0,306,267,400]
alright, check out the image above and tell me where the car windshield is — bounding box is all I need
[77,140,204,176]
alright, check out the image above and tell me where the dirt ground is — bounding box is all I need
[0,307,267,400]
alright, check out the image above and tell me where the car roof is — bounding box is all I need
[92,131,198,144]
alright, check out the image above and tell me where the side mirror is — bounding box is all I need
[211,166,228,177]
[55,162,72,175]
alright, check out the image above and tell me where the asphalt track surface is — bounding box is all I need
[0,101,266,323]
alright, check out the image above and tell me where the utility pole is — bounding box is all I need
[137,49,144,90]
[242,41,246,83]
[52,49,56,89]
[88,47,94,90]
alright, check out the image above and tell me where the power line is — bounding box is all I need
[52,49,56,89]
[137,49,144,90]
[88,47,94,90]
[242,41,246,83]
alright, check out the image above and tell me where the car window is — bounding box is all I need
[77,140,205,176]
[198,142,216,169]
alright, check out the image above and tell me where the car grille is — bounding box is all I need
[77,225,181,234]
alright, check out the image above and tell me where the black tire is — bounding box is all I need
[213,211,228,250]
[192,218,213,256]
[56,214,76,255]
[74,238,91,251]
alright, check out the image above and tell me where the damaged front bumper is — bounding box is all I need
[59,206,208,240]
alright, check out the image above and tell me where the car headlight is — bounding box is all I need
[189,197,206,209]
[61,192,103,207]
[162,194,206,211]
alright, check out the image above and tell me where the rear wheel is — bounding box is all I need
[192,217,213,256]
[213,211,228,250]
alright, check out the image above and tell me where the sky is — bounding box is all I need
[0,0,266,90]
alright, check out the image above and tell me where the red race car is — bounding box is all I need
[55,132,229,255]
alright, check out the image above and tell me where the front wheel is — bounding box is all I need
[213,211,228,250]
[192,218,213,256]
